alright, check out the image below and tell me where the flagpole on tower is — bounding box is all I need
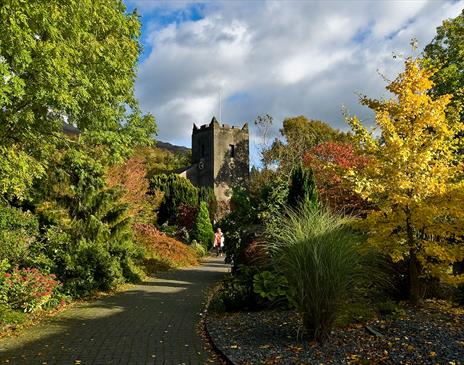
[219,88,222,123]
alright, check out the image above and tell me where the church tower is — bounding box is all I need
[186,117,249,201]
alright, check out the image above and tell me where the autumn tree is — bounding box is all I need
[263,116,351,174]
[346,57,464,303]
[303,141,369,213]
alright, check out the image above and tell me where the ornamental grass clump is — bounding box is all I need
[267,206,372,341]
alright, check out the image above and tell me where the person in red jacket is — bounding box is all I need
[213,228,224,257]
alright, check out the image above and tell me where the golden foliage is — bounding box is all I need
[346,57,464,286]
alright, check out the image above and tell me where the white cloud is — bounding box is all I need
[127,0,464,164]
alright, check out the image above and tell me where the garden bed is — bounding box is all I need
[206,300,464,364]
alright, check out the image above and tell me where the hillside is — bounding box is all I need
[156,141,190,155]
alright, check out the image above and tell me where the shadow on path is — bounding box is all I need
[0,257,229,365]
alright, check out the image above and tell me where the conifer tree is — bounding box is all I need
[192,201,214,249]
[287,165,318,210]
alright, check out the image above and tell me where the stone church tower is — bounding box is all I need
[180,117,249,201]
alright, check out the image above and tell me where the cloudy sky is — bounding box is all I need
[124,0,463,165]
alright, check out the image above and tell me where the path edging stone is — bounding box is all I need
[203,284,237,365]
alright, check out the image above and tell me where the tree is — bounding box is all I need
[287,165,318,210]
[150,174,198,224]
[106,152,156,223]
[263,116,351,174]
[36,146,143,296]
[424,10,464,124]
[346,57,464,303]
[424,10,464,157]
[192,201,214,249]
[0,0,156,200]
[303,141,369,213]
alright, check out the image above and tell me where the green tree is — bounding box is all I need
[192,201,214,249]
[287,165,318,210]
[0,0,156,200]
[36,146,143,296]
[150,174,199,224]
[424,10,464,124]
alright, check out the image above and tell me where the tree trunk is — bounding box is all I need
[406,208,424,304]
[408,250,424,304]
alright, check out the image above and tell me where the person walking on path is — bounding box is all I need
[213,228,224,257]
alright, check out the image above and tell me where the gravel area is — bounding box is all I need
[206,301,464,364]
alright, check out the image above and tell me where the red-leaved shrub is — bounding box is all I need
[1,268,61,313]
[133,223,198,269]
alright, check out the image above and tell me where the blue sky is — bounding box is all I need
[124,0,463,165]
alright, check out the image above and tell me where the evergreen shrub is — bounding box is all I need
[192,201,214,249]
[287,165,318,209]
[150,174,198,224]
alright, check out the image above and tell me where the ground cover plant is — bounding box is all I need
[133,223,198,271]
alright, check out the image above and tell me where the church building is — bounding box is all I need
[179,117,250,202]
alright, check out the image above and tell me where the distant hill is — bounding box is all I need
[156,141,190,155]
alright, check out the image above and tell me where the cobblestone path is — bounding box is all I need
[0,256,229,365]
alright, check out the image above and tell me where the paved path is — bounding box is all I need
[0,257,229,365]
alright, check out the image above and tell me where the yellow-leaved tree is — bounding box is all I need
[346,57,464,303]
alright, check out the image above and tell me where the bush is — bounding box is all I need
[1,267,61,313]
[0,304,27,329]
[190,240,207,257]
[253,271,289,303]
[198,186,217,218]
[133,223,198,270]
[150,174,198,224]
[176,204,198,231]
[39,188,144,297]
[192,201,214,249]
[210,265,263,312]
[287,165,318,210]
[266,205,377,341]
[0,204,39,266]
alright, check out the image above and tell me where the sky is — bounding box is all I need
[124,0,463,165]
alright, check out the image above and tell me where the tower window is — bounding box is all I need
[230,144,235,158]
[201,144,205,158]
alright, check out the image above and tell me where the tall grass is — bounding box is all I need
[266,206,377,341]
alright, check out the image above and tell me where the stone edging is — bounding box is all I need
[202,285,236,365]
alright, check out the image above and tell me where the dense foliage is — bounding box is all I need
[424,10,464,125]
[150,174,198,224]
[193,201,214,249]
[346,57,464,302]
[303,141,370,213]
[0,0,156,201]
[0,0,163,313]
[287,165,318,210]
[0,204,39,267]
[266,206,372,340]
